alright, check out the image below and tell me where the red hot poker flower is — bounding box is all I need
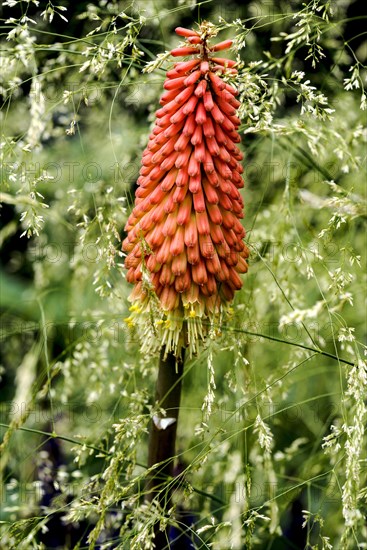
[123,22,249,357]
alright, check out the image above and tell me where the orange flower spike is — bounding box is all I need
[207,203,223,225]
[188,174,201,194]
[199,234,215,259]
[196,210,211,235]
[193,187,206,213]
[156,238,172,265]
[191,125,203,146]
[203,117,215,138]
[160,286,180,310]
[210,39,233,52]
[184,70,201,86]
[187,240,201,265]
[187,36,202,45]
[174,85,195,105]
[192,258,208,285]
[171,46,201,57]
[206,136,220,157]
[174,133,192,153]
[195,103,207,125]
[175,270,191,293]
[170,225,185,256]
[174,59,201,73]
[162,212,177,237]
[172,184,188,204]
[182,95,199,115]
[195,79,207,97]
[123,21,249,358]
[209,223,225,246]
[188,154,200,177]
[176,145,192,169]
[176,194,192,226]
[211,57,237,68]
[160,168,178,192]
[175,27,200,38]
[182,114,196,136]
[184,214,198,247]
[163,76,186,91]
[172,252,187,276]
[164,120,185,138]
[176,167,189,187]
[194,140,206,163]
[159,263,174,286]
[203,91,215,111]
[200,61,210,74]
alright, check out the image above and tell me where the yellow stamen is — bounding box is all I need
[124,316,135,327]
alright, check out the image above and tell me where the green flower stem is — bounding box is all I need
[146,348,185,545]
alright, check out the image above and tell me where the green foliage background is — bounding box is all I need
[0,0,366,548]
